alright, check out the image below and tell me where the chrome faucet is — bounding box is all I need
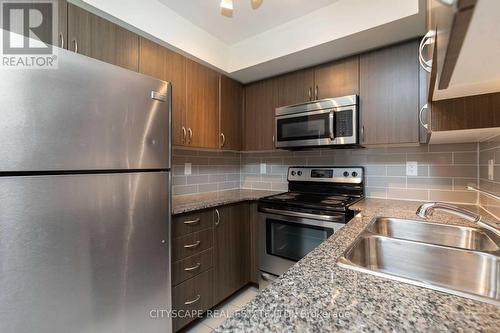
[416,202,500,236]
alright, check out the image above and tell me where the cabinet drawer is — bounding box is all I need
[172,228,213,261]
[172,210,213,238]
[172,248,213,286]
[172,269,213,332]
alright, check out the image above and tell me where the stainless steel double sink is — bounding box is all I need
[338,217,500,305]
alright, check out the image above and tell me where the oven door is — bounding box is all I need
[258,210,345,277]
[275,109,334,148]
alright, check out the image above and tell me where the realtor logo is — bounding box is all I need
[1,0,58,68]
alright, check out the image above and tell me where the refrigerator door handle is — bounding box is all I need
[151,91,167,102]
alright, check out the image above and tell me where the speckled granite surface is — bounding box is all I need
[216,198,500,333]
[172,189,281,215]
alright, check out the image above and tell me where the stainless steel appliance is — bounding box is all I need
[274,95,359,149]
[0,48,172,332]
[258,167,364,288]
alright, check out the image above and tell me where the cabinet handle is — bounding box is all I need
[215,209,220,226]
[419,104,429,129]
[184,294,201,305]
[181,126,187,144]
[315,85,318,100]
[187,128,193,144]
[361,126,365,143]
[308,87,312,101]
[184,263,201,272]
[183,241,200,249]
[59,32,64,49]
[220,133,226,148]
[72,39,78,53]
[419,30,435,73]
[183,217,200,225]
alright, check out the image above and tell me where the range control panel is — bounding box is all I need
[287,167,363,184]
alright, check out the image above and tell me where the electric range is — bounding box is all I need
[257,166,364,288]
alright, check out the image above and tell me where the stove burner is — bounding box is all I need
[272,193,299,200]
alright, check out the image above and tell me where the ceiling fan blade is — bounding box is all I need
[251,0,263,10]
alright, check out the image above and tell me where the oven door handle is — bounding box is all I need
[329,111,335,141]
[259,207,344,222]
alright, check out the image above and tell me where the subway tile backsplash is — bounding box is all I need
[478,134,500,218]
[173,143,481,205]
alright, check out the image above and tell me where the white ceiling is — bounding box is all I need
[74,0,425,83]
[158,0,337,45]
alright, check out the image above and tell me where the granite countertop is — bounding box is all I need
[216,198,500,332]
[172,189,281,215]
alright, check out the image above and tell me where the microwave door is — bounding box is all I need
[275,110,333,148]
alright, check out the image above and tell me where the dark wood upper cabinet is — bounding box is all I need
[139,38,187,146]
[244,78,279,151]
[314,56,359,99]
[186,59,219,149]
[213,204,250,305]
[277,69,314,107]
[220,75,243,150]
[359,40,420,145]
[67,4,139,71]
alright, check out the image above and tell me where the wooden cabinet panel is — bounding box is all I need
[186,59,219,148]
[172,209,213,238]
[57,0,67,49]
[213,204,250,305]
[277,69,314,106]
[172,248,213,286]
[244,78,278,151]
[359,41,420,145]
[139,38,187,146]
[172,269,213,331]
[314,56,359,99]
[220,75,243,150]
[172,228,213,261]
[68,4,139,71]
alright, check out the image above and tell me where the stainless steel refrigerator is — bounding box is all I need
[0,48,172,332]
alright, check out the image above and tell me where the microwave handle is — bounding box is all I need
[329,111,335,141]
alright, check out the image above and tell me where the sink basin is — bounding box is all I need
[367,217,500,252]
[338,217,500,305]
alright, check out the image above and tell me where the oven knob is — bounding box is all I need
[343,171,349,177]
[297,171,302,176]
[291,171,296,176]
[352,171,358,177]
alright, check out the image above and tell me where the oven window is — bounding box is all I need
[277,112,330,142]
[266,219,333,262]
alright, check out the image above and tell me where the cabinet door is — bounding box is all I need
[68,4,139,71]
[314,56,359,99]
[139,38,187,146]
[277,69,314,106]
[244,78,279,150]
[213,204,250,305]
[57,0,67,49]
[220,75,243,150]
[359,41,419,145]
[186,59,219,149]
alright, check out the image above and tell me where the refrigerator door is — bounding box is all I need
[0,172,171,333]
[0,48,170,172]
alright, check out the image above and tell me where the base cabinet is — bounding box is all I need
[213,203,250,305]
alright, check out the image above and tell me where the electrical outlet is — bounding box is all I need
[260,163,266,174]
[488,159,494,180]
[184,163,192,176]
[406,161,418,176]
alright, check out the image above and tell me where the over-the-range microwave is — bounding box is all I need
[274,95,359,149]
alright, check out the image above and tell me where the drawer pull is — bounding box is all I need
[184,241,201,249]
[184,263,201,272]
[184,294,201,305]
[183,218,200,225]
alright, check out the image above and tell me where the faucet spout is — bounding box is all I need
[416,202,500,236]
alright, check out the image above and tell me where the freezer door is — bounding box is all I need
[0,47,170,171]
[0,172,172,333]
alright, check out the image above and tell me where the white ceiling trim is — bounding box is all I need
[75,0,423,83]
